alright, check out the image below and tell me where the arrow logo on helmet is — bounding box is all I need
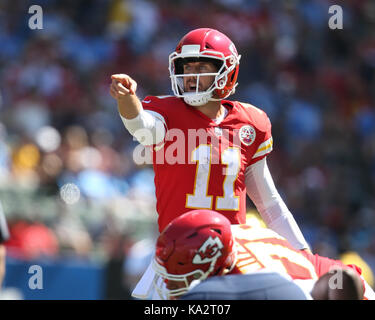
[192,236,224,264]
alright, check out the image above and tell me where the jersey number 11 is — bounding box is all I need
[186,145,241,211]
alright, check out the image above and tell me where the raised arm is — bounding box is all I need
[110,74,166,146]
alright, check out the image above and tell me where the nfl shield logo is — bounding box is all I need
[239,125,256,146]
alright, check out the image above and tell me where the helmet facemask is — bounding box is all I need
[152,252,222,300]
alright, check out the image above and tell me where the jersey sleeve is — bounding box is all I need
[140,95,170,148]
[251,114,272,164]
[141,96,170,130]
[239,103,273,166]
[252,135,273,163]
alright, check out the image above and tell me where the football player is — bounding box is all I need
[153,210,375,300]
[110,28,310,298]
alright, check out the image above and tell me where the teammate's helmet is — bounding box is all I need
[152,210,236,299]
[169,28,241,106]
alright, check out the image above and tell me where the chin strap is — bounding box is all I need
[183,92,213,106]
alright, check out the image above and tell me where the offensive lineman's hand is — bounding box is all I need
[110,74,137,100]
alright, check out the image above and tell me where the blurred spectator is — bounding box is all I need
[102,232,133,300]
[5,219,59,260]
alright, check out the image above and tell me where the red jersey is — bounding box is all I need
[230,225,371,299]
[142,96,273,232]
[230,225,318,280]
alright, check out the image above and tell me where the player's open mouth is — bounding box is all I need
[187,84,202,92]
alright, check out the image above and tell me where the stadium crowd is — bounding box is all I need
[0,0,375,297]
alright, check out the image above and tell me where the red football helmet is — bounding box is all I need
[169,28,241,106]
[152,210,236,299]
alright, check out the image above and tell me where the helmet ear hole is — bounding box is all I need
[218,79,226,88]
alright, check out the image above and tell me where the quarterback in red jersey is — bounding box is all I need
[110,28,308,248]
[136,95,273,231]
[153,210,375,300]
[110,28,310,298]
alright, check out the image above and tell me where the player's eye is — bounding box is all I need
[184,65,192,72]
